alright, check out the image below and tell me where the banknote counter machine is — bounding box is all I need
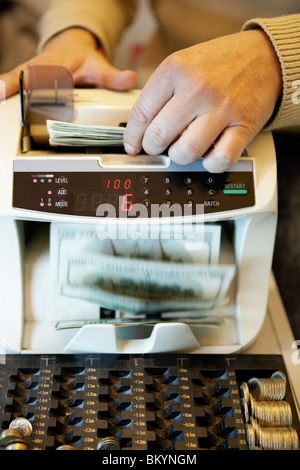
[0,66,299,451]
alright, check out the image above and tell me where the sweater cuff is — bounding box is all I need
[37,0,137,61]
[242,14,300,130]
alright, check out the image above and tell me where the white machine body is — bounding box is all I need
[0,86,277,356]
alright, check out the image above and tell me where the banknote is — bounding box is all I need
[54,316,226,330]
[61,282,230,315]
[50,222,233,316]
[50,222,222,286]
[59,253,235,314]
[47,119,124,146]
[67,254,234,300]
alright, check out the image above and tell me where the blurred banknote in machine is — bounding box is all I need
[50,223,235,318]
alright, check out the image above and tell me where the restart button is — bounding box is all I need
[223,182,248,195]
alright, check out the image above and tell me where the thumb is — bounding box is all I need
[73,51,137,91]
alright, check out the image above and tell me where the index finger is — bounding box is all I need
[123,62,174,155]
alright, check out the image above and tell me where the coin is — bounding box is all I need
[0,429,24,447]
[248,378,262,401]
[245,424,256,449]
[56,444,77,450]
[96,436,121,450]
[9,417,32,438]
[240,382,250,403]
[6,441,30,450]
[241,397,249,423]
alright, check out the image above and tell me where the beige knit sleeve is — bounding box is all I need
[243,14,300,130]
[37,0,137,60]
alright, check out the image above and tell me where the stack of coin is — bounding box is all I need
[250,398,292,427]
[256,426,299,450]
[0,417,33,450]
[248,371,286,401]
[0,428,30,450]
[239,371,299,450]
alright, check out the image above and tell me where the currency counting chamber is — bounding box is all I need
[0,65,299,451]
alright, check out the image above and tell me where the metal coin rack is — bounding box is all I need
[0,354,299,450]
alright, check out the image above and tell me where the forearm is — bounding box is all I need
[37,0,138,60]
[243,13,300,130]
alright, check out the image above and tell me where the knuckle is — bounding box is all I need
[163,52,183,74]
[239,114,258,134]
[145,125,168,150]
[178,141,203,161]
[130,102,150,125]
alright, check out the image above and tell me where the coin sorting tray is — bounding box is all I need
[0,354,299,450]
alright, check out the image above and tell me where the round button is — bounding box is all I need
[143,199,150,208]
[206,177,215,184]
[165,188,172,196]
[187,199,193,206]
[207,188,215,196]
[186,187,193,196]
[184,177,192,184]
[141,176,150,184]
[142,188,150,196]
[164,176,172,184]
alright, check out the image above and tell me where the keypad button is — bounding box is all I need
[164,188,172,196]
[141,176,150,184]
[207,188,215,196]
[184,177,192,184]
[143,199,150,208]
[142,188,150,196]
[164,176,172,184]
[186,187,193,196]
[206,177,215,184]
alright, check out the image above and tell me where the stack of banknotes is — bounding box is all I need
[47,119,124,146]
[50,223,235,319]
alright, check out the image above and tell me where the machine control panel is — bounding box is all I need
[13,159,255,217]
